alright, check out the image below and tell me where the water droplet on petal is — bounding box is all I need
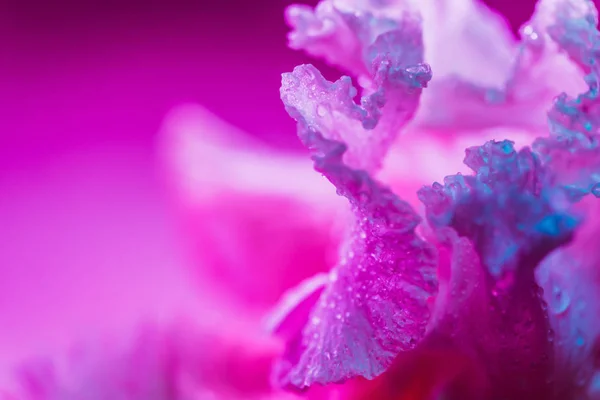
[316,104,328,117]
[549,284,570,315]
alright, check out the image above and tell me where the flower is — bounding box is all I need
[5,0,600,399]
[269,0,600,399]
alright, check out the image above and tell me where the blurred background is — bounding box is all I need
[0,0,540,383]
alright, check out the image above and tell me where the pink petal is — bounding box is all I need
[284,0,416,80]
[418,140,579,399]
[412,0,586,132]
[159,105,344,310]
[274,29,437,387]
[280,20,430,173]
[6,321,297,400]
[266,273,329,341]
[275,132,437,390]
[348,323,489,400]
[419,0,516,86]
[378,0,587,196]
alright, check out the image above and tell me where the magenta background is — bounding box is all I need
[0,0,552,373]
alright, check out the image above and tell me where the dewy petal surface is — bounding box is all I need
[275,0,600,398]
[274,125,437,391]
[280,14,430,173]
[418,140,579,399]
[274,15,437,389]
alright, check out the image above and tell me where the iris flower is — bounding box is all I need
[267,0,600,398]
[4,0,600,399]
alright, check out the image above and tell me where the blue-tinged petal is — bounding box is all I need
[418,140,579,399]
[531,0,600,396]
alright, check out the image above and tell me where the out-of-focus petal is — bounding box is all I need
[159,105,344,310]
[6,321,299,400]
[160,105,336,203]
[274,28,437,387]
[418,0,515,87]
[412,0,586,132]
[418,140,579,399]
[266,274,329,341]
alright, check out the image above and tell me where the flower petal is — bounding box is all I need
[281,15,430,174]
[274,37,437,387]
[159,105,344,310]
[420,140,578,278]
[537,198,600,397]
[530,0,600,394]
[284,0,417,80]
[266,273,329,341]
[275,131,438,390]
[6,321,297,400]
[420,0,516,87]
[412,0,586,132]
[418,140,579,399]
